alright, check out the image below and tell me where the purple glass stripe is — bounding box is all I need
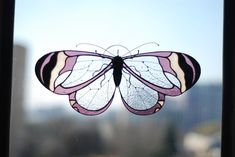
[64,50,113,59]
[139,51,172,57]
[158,57,176,75]
[123,51,172,60]
[60,56,77,74]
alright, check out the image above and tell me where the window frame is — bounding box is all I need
[0,1,233,157]
[221,1,235,157]
[0,0,15,157]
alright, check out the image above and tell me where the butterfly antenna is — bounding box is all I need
[76,43,106,50]
[105,44,130,55]
[123,42,160,56]
[76,43,114,55]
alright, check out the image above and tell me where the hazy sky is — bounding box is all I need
[14,0,223,109]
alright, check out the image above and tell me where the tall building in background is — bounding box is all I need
[183,84,222,131]
[10,44,27,157]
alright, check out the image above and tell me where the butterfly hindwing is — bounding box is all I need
[119,68,166,115]
[68,67,116,115]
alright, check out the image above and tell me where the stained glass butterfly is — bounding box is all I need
[35,43,200,115]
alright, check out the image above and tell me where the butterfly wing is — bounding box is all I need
[68,67,116,115]
[35,50,116,115]
[119,70,166,115]
[119,51,200,115]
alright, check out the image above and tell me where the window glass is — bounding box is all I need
[12,1,223,157]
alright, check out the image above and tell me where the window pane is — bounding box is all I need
[12,1,223,157]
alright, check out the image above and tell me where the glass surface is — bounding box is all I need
[11,0,223,157]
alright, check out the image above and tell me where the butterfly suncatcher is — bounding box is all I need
[35,43,200,116]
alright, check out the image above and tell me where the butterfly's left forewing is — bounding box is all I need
[35,50,116,115]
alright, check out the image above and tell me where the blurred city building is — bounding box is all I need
[10,44,27,157]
